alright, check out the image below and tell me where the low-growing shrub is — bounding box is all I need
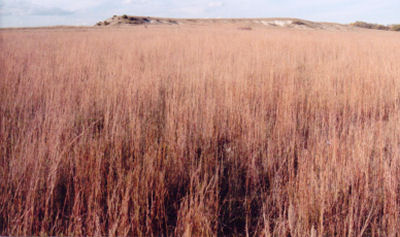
[352,21,390,30]
[391,24,400,31]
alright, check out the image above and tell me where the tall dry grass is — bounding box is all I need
[1,25,400,236]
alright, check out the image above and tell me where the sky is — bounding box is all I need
[0,0,399,27]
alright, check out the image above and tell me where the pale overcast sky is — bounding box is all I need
[0,0,399,27]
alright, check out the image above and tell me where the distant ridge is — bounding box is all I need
[95,15,349,31]
[96,15,400,32]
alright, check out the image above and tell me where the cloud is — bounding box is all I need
[208,1,223,8]
[176,6,205,16]
[280,0,400,24]
[30,6,74,16]
[171,1,225,17]
[0,0,106,15]
[122,0,149,4]
[1,0,399,27]
[0,0,76,16]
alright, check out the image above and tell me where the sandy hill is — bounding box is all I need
[96,15,400,32]
[96,15,349,31]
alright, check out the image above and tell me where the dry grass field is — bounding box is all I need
[1,25,400,236]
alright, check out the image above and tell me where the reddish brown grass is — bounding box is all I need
[1,25,400,236]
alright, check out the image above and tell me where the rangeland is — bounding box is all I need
[1,22,400,236]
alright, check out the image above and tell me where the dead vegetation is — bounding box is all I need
[1,26,400,236]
